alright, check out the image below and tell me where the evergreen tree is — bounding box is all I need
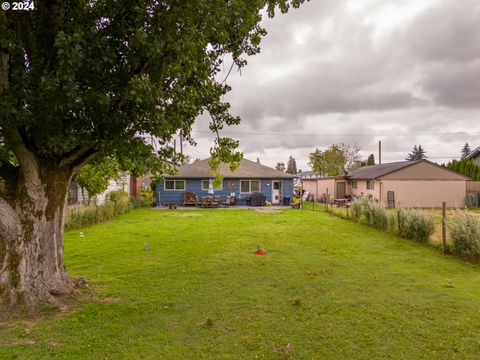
[367,154,375,165]
[466,160,474,178]
[406,145,427,161]
[461,143,471,158]
[472,166,478,181]
[286,156,297,174]
[275,162,286,171]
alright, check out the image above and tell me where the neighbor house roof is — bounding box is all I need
[345,159,469,180]
[345,160,423,180]
[467,147,480,160]
[166,158,294,179]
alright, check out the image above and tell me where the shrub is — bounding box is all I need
[398,209,435,243]
[449,212,480,259]
[368,204,388,231]
[109,190,131,214]
[387,213,397,233]
[350,200,362,221]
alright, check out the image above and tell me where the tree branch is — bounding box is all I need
[59,146,92,168]
[71,148,98,174]
[5,128,42,192]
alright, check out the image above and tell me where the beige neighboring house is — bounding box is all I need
[302,160,469,208]
[467,147,480,165]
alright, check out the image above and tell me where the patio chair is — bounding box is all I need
[212,196,221,208]
[183,192,197,206]
[222,196,231,207]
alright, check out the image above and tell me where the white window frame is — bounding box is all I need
[164,179,186,191]
[240,179,261,194]
[201,179,223,191]
[351,180,357,189]
[366,180,375,190]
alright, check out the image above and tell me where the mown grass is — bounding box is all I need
[1,208,480,359]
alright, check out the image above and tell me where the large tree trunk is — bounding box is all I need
[0,163,74,307]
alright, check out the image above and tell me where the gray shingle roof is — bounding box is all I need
[346,160,423,180]
[166,158,294,179]
[467,147,480,160]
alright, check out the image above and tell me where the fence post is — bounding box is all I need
[397,208,401,232]
[442,201,447,255]
[325,189,329,212]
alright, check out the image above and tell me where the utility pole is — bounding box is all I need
[179,131,183,155]
[379,141,382,165]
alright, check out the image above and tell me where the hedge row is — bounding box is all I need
[65,190,152,229]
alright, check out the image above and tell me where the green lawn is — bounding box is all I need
[2,208,480,359]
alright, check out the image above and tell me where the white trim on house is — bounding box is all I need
[201,179,223,191]
[240,179,261,194]
[164,179,186,191]
[272,180,281,204]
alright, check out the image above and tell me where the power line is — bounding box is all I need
[193,130,480,137]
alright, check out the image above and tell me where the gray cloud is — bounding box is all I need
[189,0,480,169]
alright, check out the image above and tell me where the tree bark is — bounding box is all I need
[0,161,74,307]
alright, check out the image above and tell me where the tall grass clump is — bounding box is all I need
[66,190,135,229]
[398,209,435,243]
[109,190,131,214]
[350,200,362,221]
[368,204,388,231]
[348,197,388,230]
[449,212,480,259]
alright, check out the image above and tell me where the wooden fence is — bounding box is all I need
[467,181,480,193]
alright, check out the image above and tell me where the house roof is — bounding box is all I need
[467,147,480,160]
[345,160,422,180]
[166,158,295,179]
[345,159,469,180]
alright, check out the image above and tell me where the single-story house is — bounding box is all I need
[156,158,294,206]
[302,160,469,208]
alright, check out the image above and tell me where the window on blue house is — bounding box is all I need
[164,180,185,191]
[201,180,223,191]
[240,180,260,193]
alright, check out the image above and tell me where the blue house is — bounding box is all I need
[156,158,294,206]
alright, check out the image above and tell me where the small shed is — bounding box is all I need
[302,160,469,208]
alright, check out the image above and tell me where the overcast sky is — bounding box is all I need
[184,0,480,171]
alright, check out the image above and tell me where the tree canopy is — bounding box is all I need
[367,154,375,165]
[447,158,480,180]
[406,145,427,161]
[461,143,471,159]
[286,156,297,174]
[309,143,362,176]
[275,162,286,171]
[0,0,306,306]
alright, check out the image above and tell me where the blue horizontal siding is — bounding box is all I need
[156,178,294,206]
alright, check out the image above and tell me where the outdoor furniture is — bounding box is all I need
[212,196,221,207]
[334,198,348,207]
[249,193,266,206]
[222,195,232,207]
[183,192,197,206]
[201,196,213,208]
